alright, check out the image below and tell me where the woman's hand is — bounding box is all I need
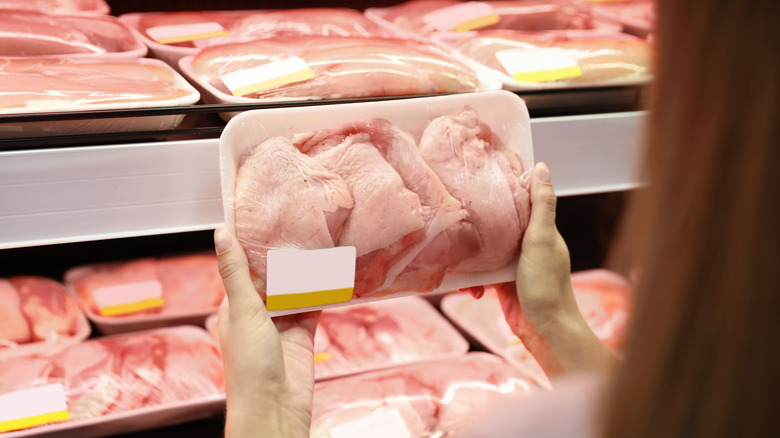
[215,227,320,438]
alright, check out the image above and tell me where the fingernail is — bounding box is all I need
[215,228,233,254]
[535,162,551,183]
[475,289,484,299]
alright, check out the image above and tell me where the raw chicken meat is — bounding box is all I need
[457,30,652,85]
[0,9,140,56]
[0,277,83,348]
[419,106,531,272]
[294,119,474,296]
[0,0,108,15]
[0,58,192,113]
[311,353,539,437]
[233,137,354,293]
[190,36,481,100]
[68,254,226,317]
[0,327,224,429]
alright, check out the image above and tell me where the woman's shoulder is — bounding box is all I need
[458,373,606,438]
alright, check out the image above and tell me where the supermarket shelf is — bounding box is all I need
[0,111,646,249]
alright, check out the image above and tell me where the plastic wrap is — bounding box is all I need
[0,58,200,138]
[440,269,634,387]
[451,29,652,89]
[0,277,90,359]
[64,254,226,335]
[573,0,655,36]
[180,35,497,106]
[219,91,533,315]
[366,0,620,40]
[0,326,225,436]
[311,353,541,437]
[0,0,108,15]
[0,10,145,59]
[206,296,468,380]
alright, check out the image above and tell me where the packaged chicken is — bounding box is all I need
[207,296,468,380]
[447,29,652,90]
[121,8,390,70]
[441,269,634,387]
[0,326,225,436]
[64,254,226,335]
[0,9,145,59]
[220,91,532,315]
[0,57,200,138]
[0,0,109,15]
[0,277,90,360]
[311,352,541,437]
[179,35,498,108]
[572,0,655,37]
[366,0,619,40]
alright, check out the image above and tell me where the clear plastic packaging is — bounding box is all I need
[206,296,469,381]
[179,35,499,107]
[366,0,620,40]
[0,326,225,437]
[0,58,200,138]
[572,0,655,37]
[311,352,542,437]
[64,254,226,335]
[0,277,90,360]
[219,90,533,315]
[0,10,145,59]
[440,269,634,387]
[0,0,109,15]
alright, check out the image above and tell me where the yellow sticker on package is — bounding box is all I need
[221,57,315,97]
[146,22,230,45]
[0,384,70,433]
[496,48,583,83]
[422,2,501,33]
[92,280,165,316]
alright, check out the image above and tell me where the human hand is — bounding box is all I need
[215,227,321,438]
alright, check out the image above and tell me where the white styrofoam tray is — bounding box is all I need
[220,90,533,316]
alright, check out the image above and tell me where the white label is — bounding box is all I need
[146,22,228,44]
[0,384,69,432]
[496,48,582,82]
[330,408,411,438]
[92,280,163,316]
[221,57,314,97]
[422,2,498,32]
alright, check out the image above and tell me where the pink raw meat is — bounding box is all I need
[191,36,481,100]
[233,136,354,293]
[0,279,31,345]
[12,276,80,342]
[0,0,106,14]
[226,8,387,42]
[419,107,530,272]
[156,254,225,310]
[311,354,537,437]
[0,9,138,56]
[0,356,54,394]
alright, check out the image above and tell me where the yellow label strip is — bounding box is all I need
[267,287,353,312]
[99,297,165,316]
[156,30,229,44]
[513,65,583,83]
[454,13,500,32]
[230,68,314,97]
[0,411,69,433]
[314,352,332,363]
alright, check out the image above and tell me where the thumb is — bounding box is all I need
[527,162,558,233]
[214,227,267,324]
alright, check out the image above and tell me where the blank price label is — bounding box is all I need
[0,384,70,433]
[496,48,583,83]
[146,22,229,44]
[92,280,164,316]
[330,408,411,438]
[221,57,315,97]
[423,2,500,32]
[266,246,356,311]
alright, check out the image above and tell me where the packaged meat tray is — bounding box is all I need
[444,29,653,90]
[311,352,542,437]
[0,0,109,15]
[0,277,90,361]
[572,0,655,37]
[179,35,500,109]
[0,326,225,437]
[120,8,390,70]
[220,90,534,316]
[366,0,620,41]
[64,254,226,335]
[206,296,469,381]
[0,57,200,139]
[440,269,634,387]
[0,10,145,60]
